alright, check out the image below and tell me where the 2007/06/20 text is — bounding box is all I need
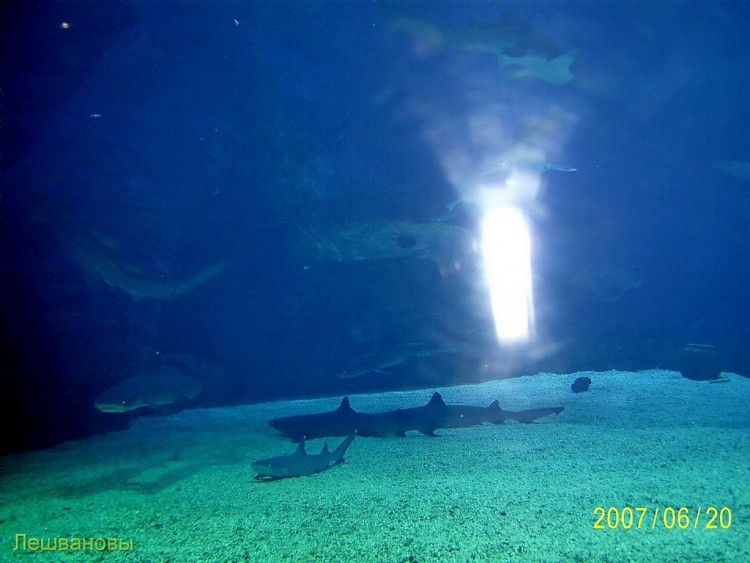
[593,506,732,530]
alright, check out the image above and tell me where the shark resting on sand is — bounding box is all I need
[252,434,355,481]
[269,392,564,442]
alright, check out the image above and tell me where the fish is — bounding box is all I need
[63,226,227,301]
[269,397,361,442]
[498,49,577,85]
[94,373,203,413]
[33,199,227,301]
[386,8,576,84]
[357,392,565,437]
[252,434,355,481]
[301,219,470,262]
[81,248,227,301]
[269,392,564,441]
[446,147,577,213]
[337,342,454,379]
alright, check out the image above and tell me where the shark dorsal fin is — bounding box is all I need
[321,444,330,454]
[337,396,353,412]
[427,392,446,408]
[488,400,501,410]
[296,439,307,455]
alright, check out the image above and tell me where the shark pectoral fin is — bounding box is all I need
[445,198,463,213]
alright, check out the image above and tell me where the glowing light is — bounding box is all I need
[481,206,534,344]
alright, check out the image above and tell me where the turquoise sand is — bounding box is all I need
[2,370,748,561]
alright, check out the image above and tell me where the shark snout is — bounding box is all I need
[251,461,289,479]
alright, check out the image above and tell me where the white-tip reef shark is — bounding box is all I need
[269,392,564,442]
[252,434,355,481]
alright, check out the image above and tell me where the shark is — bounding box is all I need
[269,397,361,442]
[94,373,203,413]
[269,392,564,441]
[497,49,577,85]
[61,226,227,301]
[301,219,470,262]
[32,199,227,301]
[386,8,576,84]
[252,434,355,481]
[337,342,454,379]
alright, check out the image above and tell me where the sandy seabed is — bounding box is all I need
[1,370,748,562]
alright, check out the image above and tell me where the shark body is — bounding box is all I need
[33,199,227,301]
[337,342,454,379]
[95,373,203,413]
[63,227,227,301]
[302,219,469,262]
[269,392,564,441]
[386,8,576,84]
[252,434,355,481]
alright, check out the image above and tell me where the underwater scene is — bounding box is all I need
[1,1,749,561]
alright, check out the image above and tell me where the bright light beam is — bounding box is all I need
[481,205,534,344]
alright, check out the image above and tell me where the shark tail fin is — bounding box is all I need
[332,434,355,462]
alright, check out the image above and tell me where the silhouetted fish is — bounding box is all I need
[337,342,454,379]
[385,7,576,83]
[270,392,564,441]
[95,373,202,413]
[302,219,469,262]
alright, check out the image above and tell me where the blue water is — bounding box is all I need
[2,0,748,456]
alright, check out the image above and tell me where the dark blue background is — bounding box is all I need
[2,0,749,454]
